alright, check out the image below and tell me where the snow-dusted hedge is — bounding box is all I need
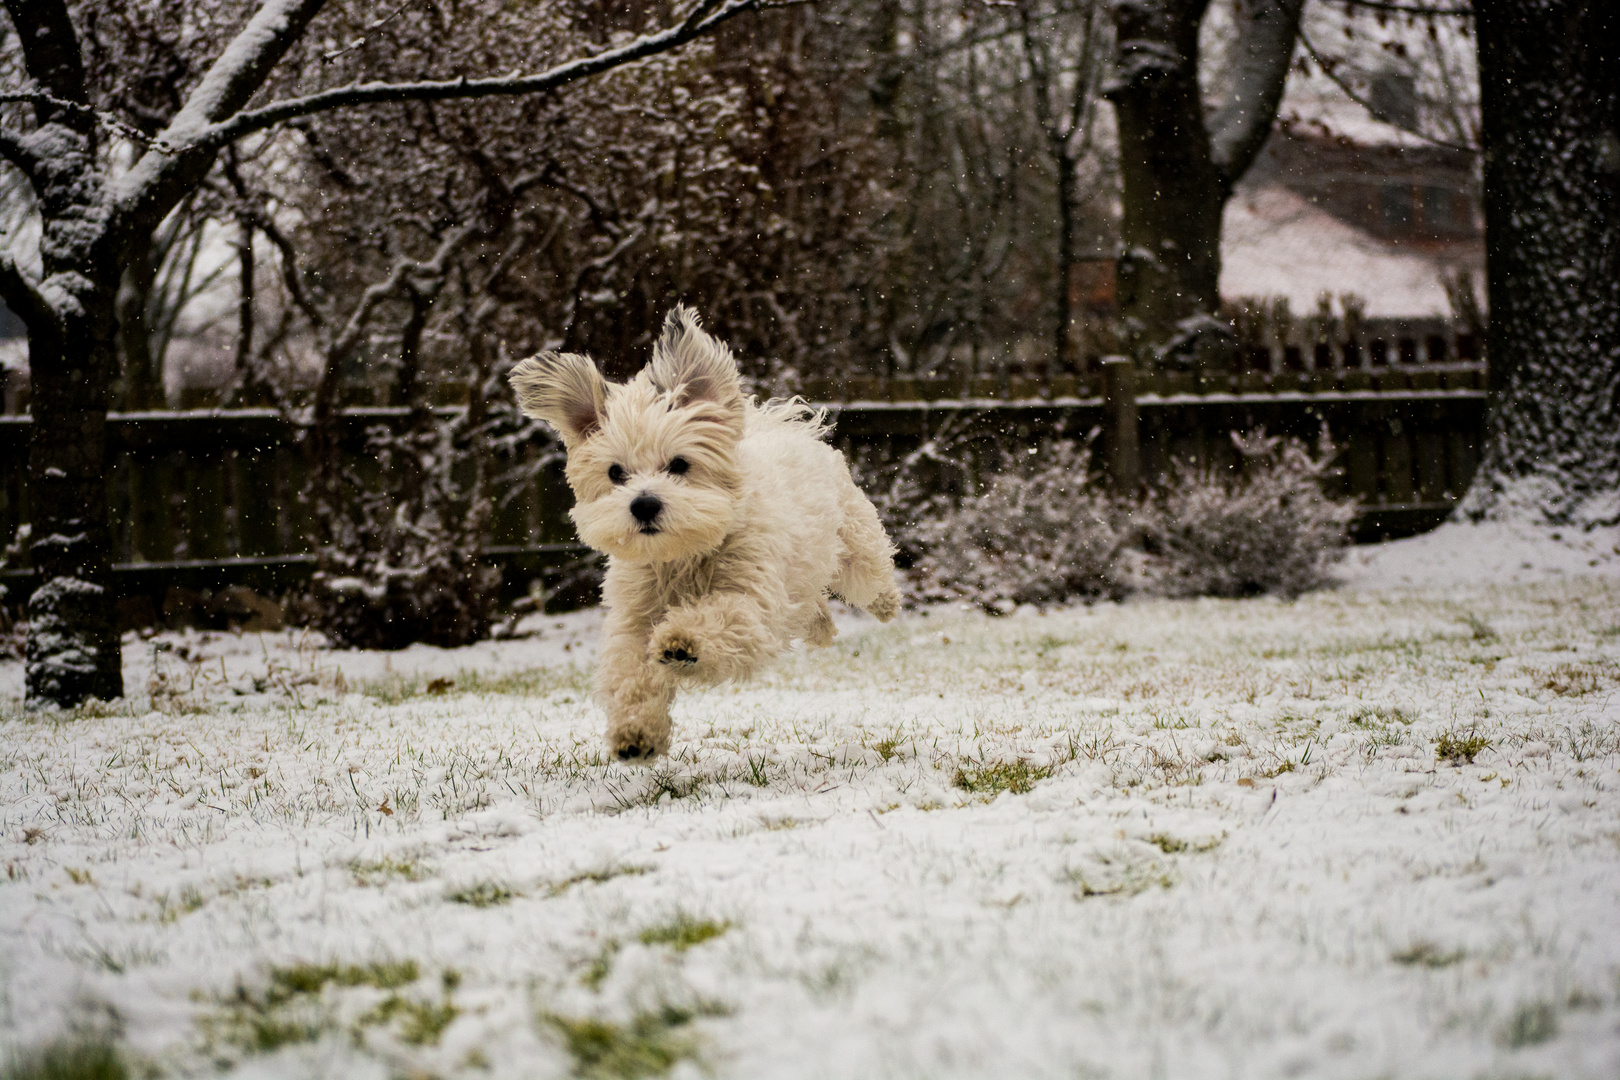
[900,442,1128,612]
[1137,430,1355,599]
[304,419,501,650]
[859,429,1353,611]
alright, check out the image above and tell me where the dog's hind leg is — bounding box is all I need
[803,596,837,648]
[831,478,902,622]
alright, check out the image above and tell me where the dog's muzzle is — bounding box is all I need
[630,493,663,534]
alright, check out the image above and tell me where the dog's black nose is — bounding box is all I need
[629,493,663,524]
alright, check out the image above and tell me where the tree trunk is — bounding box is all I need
[26,278,124,705]
[1105,0,1304,368]
[1106,0,1226,366]
[1465,0,1620,524]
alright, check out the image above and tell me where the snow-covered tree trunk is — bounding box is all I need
[15,268,124,704]
[1,0,123,702]
[1464,0,1620,525]
[1104,0,1303,365]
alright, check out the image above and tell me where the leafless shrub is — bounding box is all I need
[305,410,501,651]
[1139,430,1355,599]
[860,432,1126,613]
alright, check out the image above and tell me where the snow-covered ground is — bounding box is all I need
[3,522,1619,1079]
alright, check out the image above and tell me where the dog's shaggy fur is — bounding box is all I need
[509,308,901,760]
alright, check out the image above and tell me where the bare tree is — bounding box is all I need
[1018,0,1111,375]
[0,0,772,707]
[1103,0,1305,365]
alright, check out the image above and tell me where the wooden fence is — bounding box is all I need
[0,358,1487,617]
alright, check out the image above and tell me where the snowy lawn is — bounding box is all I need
[3,523,1620,1079]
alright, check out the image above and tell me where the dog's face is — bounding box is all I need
[508,308,746,564]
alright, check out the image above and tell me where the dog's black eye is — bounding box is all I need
[608,464,626,485]
[667,457,690,476]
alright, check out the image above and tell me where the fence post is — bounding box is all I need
[1100,356,1141,497]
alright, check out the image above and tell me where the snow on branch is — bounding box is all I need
[173,0,767,155]
[1207,0,1305,187]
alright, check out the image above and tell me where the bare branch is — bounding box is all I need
[328,223,478,364]
[321,0,426,63]
[1208,0,1307,189]
[0,88,154,146]
[2,0,90,129]
[111,0,332,249]
[1297,28,1478,153]
[177,0,764,155]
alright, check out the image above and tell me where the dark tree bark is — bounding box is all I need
[1464,0,1620,524]
[1104,0,1304,366]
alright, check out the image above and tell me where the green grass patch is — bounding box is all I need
[543,1002,725,1079]
[1391,941,1465,968]
[1,1038,127,1080]
[951,758,1054,796]
[266,959,419,1003]
[548,864,651,897]
[1147,834,1187,854]
[361,666,590,705]
[205,959,426,1055]
[349,856,431,885]
[358,994,459,1046]
[1348,705,1414,728]
[581,941,622,991]
[1499,1000,1559,1048]
[445,881,517,907]
[1435,729,1490,765]
[638,913,732,952]
[869,732,907,762]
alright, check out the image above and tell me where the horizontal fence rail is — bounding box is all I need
[0,363,1487,617]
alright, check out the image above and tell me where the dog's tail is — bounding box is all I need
[749,395,832,441]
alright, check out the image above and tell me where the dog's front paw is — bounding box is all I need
[608,716,670,763]
[651,626,700,669]
[867,586,901,623]
[660,645,698,667]
[612,733,660,761]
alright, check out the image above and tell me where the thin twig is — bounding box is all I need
[1297,29,1478,154]
[173,0,765,155]
[321,0,427,62]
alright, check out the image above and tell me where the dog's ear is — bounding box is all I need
[649,307,744,417]
[508,352,607,446]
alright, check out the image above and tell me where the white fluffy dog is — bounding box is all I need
[509,308,902,760]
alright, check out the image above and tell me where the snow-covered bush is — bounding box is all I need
[852,425,1354,611]
[306,413,501,651]
[863,436,1127,612]
[1140,430,1355,599]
